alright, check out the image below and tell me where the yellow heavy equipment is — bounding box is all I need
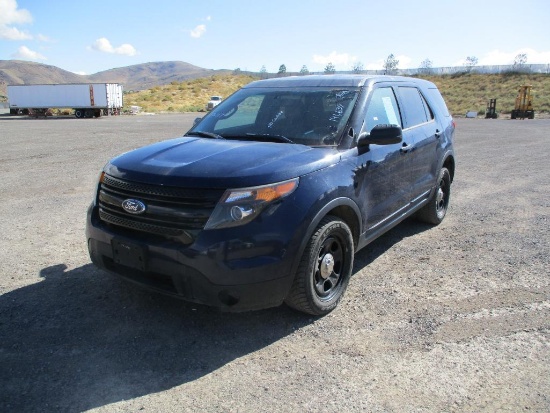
[510,85,534,119]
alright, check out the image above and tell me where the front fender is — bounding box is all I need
[288,197,362,279]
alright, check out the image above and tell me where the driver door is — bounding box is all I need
[355,86,413,229]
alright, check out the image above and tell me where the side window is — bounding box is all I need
[364,87,402,132]
[398,87,434,128]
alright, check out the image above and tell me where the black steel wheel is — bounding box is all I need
[285,216,354,315]
[416,167,451,225]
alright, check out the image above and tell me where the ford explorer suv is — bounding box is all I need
[86,75,455,315]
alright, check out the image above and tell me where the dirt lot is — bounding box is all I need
[0,114,548,412]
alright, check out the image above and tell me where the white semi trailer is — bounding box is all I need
[7,83,124,118]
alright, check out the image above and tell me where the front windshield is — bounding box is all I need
[190,86,359,147]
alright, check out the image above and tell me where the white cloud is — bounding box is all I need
[364,58,384,71]
[0,0,32,25]
[313,51,357,68]
[0,24,31,40]
[90,37,137,56]
[190,24,206,38]
[364,54,413,70]
[36,33,52,42]
[391,55,412,69]
[11,45,46,60]
[206,16,212,21]
[479,48,550,65]
[0,0,33,40]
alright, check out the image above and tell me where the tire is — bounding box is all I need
[75,109,84,118]
[416,167,451,225]
[285,216,354,315]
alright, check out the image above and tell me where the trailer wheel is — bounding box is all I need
[94,109,102,118]
[74,109,84,118]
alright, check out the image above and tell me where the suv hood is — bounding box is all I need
[105,137,340,188]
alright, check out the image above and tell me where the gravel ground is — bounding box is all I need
[0,114,548,412]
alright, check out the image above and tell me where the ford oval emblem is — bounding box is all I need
[122,199,147,215]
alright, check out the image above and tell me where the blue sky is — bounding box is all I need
[1,0,549,75]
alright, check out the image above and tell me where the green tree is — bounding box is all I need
[278,64,287,76]
[324,62,336,74]
[260,65,267,79]
[383,54,399,75]
[464,56,478,72]
[513,53,528,71]
[299,65,309,75]
[419,58,433,74]
[352,61,364,74]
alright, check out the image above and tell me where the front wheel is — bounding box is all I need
[285,216,354,315]
[416,167,451,225]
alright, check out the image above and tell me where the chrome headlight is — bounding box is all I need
[205,178,299,230]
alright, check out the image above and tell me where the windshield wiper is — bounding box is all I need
[185,131,225,140]
[243,133,295,144]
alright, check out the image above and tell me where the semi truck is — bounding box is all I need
[7,83,124,118]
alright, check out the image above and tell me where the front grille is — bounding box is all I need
[98,174,224,240]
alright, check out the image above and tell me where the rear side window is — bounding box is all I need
[398,87,434,128]
[364,87,402,132]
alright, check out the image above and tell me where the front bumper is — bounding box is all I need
[86,205,299,312]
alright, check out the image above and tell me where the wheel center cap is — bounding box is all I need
[320,254,335,279]
[437,188,444,204]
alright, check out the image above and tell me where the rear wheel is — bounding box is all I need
[416,167,451,225]
[74,109,84,118]
[285,216,354,315]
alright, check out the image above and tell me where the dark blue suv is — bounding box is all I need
[86,75,455,315]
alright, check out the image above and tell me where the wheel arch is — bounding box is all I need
[442,152,455,182]
[289,197,362,279]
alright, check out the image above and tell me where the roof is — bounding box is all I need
[244,74,436,89]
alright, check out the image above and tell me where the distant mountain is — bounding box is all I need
[88,61,227,91]
[0,60,229,97]
[0,60,86,96]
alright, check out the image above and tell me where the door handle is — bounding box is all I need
[435,129,441,138]
[400,143,413,153]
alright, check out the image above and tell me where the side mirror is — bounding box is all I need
[193,117,203,126]
[357,124,402,148]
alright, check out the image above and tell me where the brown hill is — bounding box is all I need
[87,61,228,91]
[0,60,86,96]
[0,60,227,97]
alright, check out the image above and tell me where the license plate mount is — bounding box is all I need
[112,239,147,271]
